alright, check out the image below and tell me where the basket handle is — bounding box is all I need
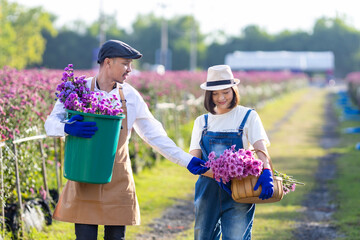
[253,149,274,174]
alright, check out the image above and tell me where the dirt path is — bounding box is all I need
[136,197,195,240]
[292,88,345,239]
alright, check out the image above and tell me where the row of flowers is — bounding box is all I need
[1,66,308,141]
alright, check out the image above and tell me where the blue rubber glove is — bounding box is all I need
[217,179,232,196]
[187,157,209,175]
[64,115,98,138]
[254,169,274,200]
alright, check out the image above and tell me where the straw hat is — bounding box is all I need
[200,65,240,91]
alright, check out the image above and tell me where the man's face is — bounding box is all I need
[109,57,133,84]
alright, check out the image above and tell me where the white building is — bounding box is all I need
[225,51,334,72]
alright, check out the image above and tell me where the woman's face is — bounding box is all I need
[211,88,234,114]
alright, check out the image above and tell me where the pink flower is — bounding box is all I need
[206,145,265,183]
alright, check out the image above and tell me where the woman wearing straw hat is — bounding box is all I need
[189,65,274,239]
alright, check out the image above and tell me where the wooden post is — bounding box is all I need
[38,140,50,200]
[53,138,61,194]
[0,142,5,238]
[59,138,64,189]
[12,141,24,238]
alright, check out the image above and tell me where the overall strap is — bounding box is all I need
[238,109,253,133]
[203,114,209,131]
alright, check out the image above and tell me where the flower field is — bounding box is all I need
[0,66,307,237]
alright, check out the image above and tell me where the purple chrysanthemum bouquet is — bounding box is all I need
[205,145,263,183]
[55,64,123,116]
[205,145,304,194]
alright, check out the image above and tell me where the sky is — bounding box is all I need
[11,0,360,36]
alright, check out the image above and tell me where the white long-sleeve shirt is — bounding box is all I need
[44,77,192,167]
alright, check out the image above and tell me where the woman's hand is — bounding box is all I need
[254,169,274,200]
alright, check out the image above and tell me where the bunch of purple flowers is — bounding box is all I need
[55,64,123,116]
[205,145,263,183]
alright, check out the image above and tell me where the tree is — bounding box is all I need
[41,30,98,69]
[130,14,162,67]
[41,14,128,69]
[310,17,360,76]
[130,14,206,70]
[0,0,56,69]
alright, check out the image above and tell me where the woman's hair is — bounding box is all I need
[204,86,240,114]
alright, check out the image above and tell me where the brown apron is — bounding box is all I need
[53,77,140,225]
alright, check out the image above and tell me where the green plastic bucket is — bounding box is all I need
[64,109,125,184]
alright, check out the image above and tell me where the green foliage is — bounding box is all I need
[41,30,98,69]
[310,17,360,76]
[0,0,56,69]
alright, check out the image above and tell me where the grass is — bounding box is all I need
[14,87,335,239]
[331,95,360,239]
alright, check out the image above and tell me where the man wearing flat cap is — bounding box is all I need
[45,39,208,239]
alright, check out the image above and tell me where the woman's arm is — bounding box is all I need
[253,140,271,170]
[189,149,214,178]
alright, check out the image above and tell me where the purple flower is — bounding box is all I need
[56,64,123,116]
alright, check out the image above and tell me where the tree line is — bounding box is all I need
[2,0,360,77]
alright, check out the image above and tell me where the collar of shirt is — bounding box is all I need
[96,80,117,90]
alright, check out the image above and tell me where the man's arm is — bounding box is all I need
[44,100,67,137]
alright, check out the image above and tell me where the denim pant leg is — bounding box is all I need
[75,223,98,240]
[194,176,222,240]
[104,225,126,240]
[220,201,255,240]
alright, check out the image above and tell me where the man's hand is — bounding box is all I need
[254,169,274,200]
[187,157,209,175]
[64,115,98,138]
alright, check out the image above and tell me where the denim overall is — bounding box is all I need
[194,109,255,240]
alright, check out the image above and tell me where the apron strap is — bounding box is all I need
[90,76,96,91]
[90,77,127,112]
[117,83,127,113]
[238,109,253,133]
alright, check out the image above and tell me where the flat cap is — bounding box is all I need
[97,40,142,64]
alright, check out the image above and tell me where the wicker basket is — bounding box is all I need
[231,175,284,203]
[231,148,284,204]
